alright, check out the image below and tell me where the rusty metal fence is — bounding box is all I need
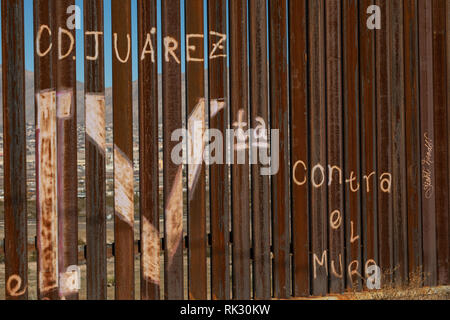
[1,0,449,300]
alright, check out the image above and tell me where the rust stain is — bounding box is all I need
[142,216,160,285]
[37,90,59,295]
[114,145,134,227]
[86,94,106,152]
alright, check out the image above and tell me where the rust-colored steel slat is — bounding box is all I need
[162,0,184,300]
[111,0,134,300]
[55,0,78,300]
[2,0,28,300]
[248,0,271,300]
[376,0,394,285]
[138,0,160,300]
[185,0,207,300]
[447,0,450,287]
[418,0,437,287]
[229,0,251,300]
[269,0,291,299]
[84,0,107,300]
[343,0,362,291]
[403,0,423,280]
[387,0,408,286]
[34,0,59,300]
[432,0,449,286]
[289,0,310,297]
[308,0,328,296]
[325,0,345,294]
[207,0,231,300]
[359,0,379,281]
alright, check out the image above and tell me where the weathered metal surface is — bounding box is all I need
[138,0,160,300]
[418,0,437,287]
[388,0,408,286]
[208,0,231,300]
[248,0,271,300]
[55,0,78,300]
[360,0,379,283]
[162,0,184,300]
[185,0,207,300]
[34,0,59,300]
[112,0,134,300]
[343,0,362,291]
[325,0,344,294]
[289,0,309,298]
[308,0,328,296]
[229,0,251,300]
[447,0,450,287]
[403,0,423,280]
[432,0,449,286]
[2,0,28,301]
[376,0,394,285]
[269,0,290,299]
[84,0,107,300]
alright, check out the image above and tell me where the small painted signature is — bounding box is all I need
[422,133,434,199]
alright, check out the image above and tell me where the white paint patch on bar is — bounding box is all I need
[165,98,225,264]
[85,94,106,152]
[114,146,134,226]
[142,216,160,284]
[187,99,226,193]
[37,90,59,295]
[188,98,206,192]
[165,168,184,264]
[210,99,226,118]
[56,90,73,119]
[59,265,81,297]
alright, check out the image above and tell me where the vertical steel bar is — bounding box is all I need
[343,0,362,290]
[84,0,107,300]
[111,0,134,300]
[2,0,28,301]
[268,0,291,299]
[376,0,394,285]
[403,0,423,280]
[138,0,160,300]
[229,0,251,300]
[208,0,231,300]
[185,0,207,300]
[447,0,450,287]
[308,0,328,296]
[55,0,78,300]
[418,0,437,287]
[325,0,345,294]
[248,0,271,300]
[34,0,59,300]
[360,0,379,280]
[162,0,184,300]
[432,0,449,286]
[387,0,408,286]
[289,0,310,298]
